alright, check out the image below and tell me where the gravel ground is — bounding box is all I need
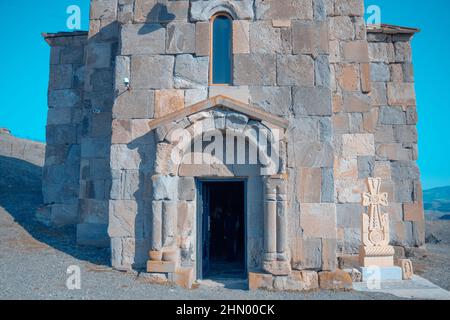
[0,155,443,300]
[409,221,450,291]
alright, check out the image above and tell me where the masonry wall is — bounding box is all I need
[41,33,87,227]
[98,0,338,271]
[367,30,425,248]
[329,2,425,256]
[41,0,425,275]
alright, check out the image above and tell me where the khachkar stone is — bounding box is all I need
[359,177,396,267]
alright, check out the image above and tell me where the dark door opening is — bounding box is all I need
[198,180,246,279]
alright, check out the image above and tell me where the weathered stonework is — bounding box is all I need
[40,0,424,290]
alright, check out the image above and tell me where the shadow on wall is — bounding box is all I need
[0,155,110,266]
[138,3,175,34]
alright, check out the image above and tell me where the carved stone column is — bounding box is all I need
[263,175,291,276]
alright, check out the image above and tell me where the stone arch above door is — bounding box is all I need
[147,96,292,278]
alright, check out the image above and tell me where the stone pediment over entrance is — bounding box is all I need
[148,95,290,131]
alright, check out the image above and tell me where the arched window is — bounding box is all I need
[210,13,232,85]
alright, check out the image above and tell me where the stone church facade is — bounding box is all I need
[40,0,424,289]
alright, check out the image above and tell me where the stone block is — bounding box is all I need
[338,65,359,91]
[60,46,84,64]
[336,203,362,228]
[394,125,418,144]
[342,134,375,157]
[248,272,274,290]
[174,54,209,88]
[406,106,418,125]
[110,144,142,170]
[113,90,154,120]
[404,202,424,222]
[185,88,208,106]
[298,238,322,270]
[322,238,337,271]
[394,42,412,62]
[342,92,371,113]
[249,86,292,117]
[387,83,416,107]
[293,86,332,116]
[370,63,390,82]
[297,167,322,203]
[86,43,112,69]
[250,20,283,54]
[174,267,195,289]
[154,89,185,118]
[286,270,319,291]
[334,0,364,16]
[108,200,139,238]
[321,167,334,203]
[272,20,291,28]
[48,89,81,108]
[166,22,195,54]
[402,63,415,82]
[318,269,352,290]
[368,42,395,63]
[131,55,174,89]
[362,108,379,133]
[277,55,314,86]
[231,20,250,55]
[152,175,178,201]
[255,0,313,20]
[328,16,354,41]
[300,204,336,239]
[209,86,249,103]
[49,64,73,90]
[146,260,176,273]
[134,0,189,23]
[390,63,403,82]
[343,41,369,63]
[112,119,132,144]
[120,23,166,55]
[292,21,329,56]
[371,82,387,106]
[315,55,331,88]
[357,156,374,179]
[233,54,276,85]
[195,21,210,56]
[360,63,371,93]
[178,177,196,201]
[288,142,334,168]
[90,0,117,20]
[374,161,391,179]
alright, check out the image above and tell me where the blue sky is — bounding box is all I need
[0,0,449,189]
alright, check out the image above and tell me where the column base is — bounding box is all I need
[263,260,291,276]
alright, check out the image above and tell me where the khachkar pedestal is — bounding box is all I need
[358,178,402,281]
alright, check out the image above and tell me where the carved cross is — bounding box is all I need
[362,178,388,231]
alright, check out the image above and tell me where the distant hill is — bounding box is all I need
[424,186,450,215]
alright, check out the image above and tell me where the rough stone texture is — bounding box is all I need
[277,55,314,86]
[166,22,196,54]
[38,0,424,289]
[154,89,185,118]
[174,54,209,88]
[255,0,313,20]
[120,23,165,55]
[233,54,276,86]
[293,87,332,116]
[318,269,353,290]
[292,21,329,56]
[131,55,174,89]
